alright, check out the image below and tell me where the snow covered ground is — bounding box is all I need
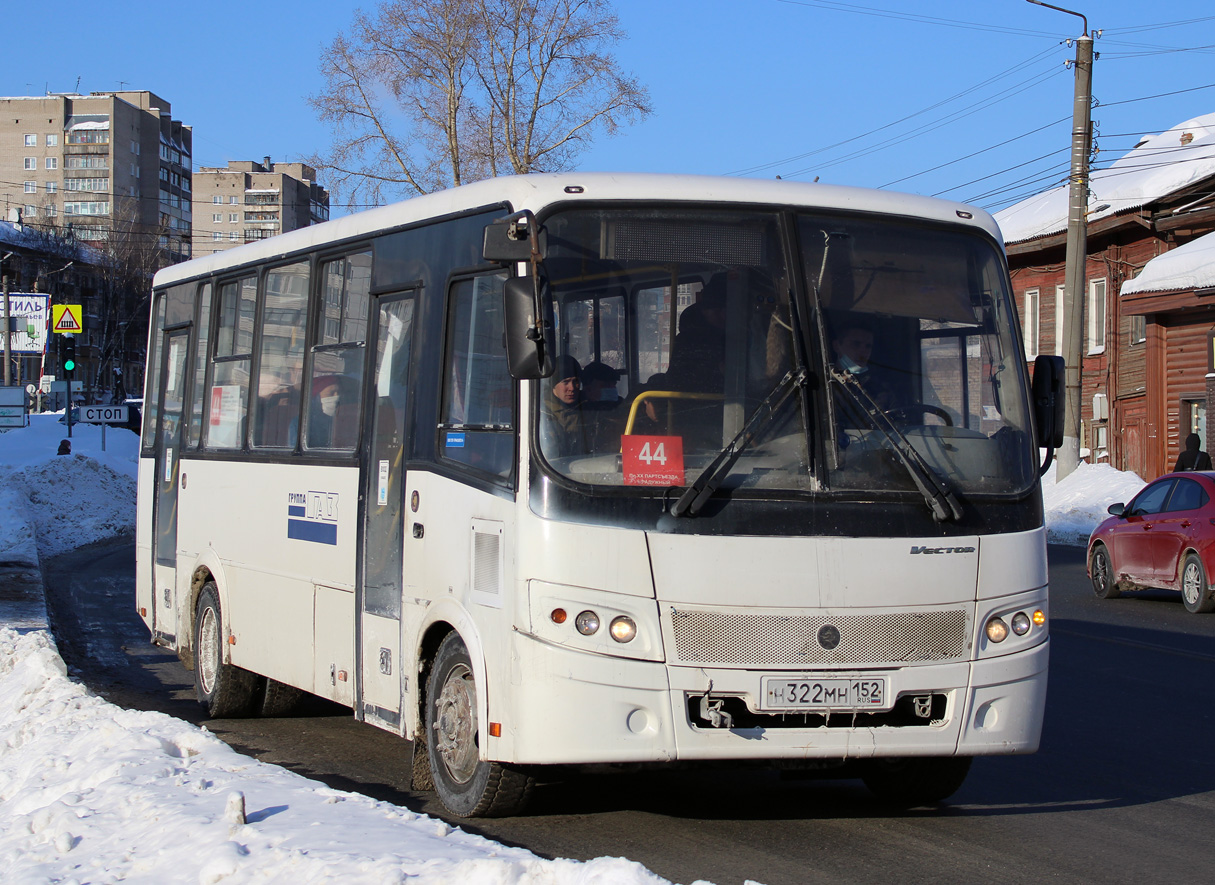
[0,415,1147,884]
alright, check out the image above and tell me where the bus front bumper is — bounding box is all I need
[501,634,1048,765]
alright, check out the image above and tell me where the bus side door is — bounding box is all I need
[151,328,191,644]
[358,292,415,731]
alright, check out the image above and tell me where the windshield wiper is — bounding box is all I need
[831,368,963,523]
[670,368,807,518]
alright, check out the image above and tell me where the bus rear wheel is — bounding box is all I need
[425,633,534,817]
[194,583,260,718]
[861,756,972,807]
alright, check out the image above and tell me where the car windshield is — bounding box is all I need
[534,206,1036,500]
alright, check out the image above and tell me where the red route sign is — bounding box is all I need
[622,435,684,487]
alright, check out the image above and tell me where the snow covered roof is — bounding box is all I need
[1121,230,1215,296]
[995,113,1215,245]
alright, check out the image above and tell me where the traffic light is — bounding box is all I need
[61,334,76,377]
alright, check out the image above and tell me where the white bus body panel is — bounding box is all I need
[494,524,1048,766]
[175,459,358,701]
[134,458,155,632]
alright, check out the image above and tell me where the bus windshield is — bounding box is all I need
[537,206,1035,500]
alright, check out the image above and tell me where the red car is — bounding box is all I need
[1087,471,1215,614]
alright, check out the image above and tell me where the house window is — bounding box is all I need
[46,134,58,147]
[45,157,57,170]
[46,182,57,194]
[212,231,222,241]
[24,181,37,193]
[213,213,223,223]
[45,205,56,217]
[23,205,37,217]
[212,195,222,204]
[24,157,36,170]
[1087,278,1107,353]
[23,134,36,146]
[230,213,239,223]
[229,196,239,204]
[1023,288,1040,359]
[1054,285,1065,356]
[1130,315,1146,345]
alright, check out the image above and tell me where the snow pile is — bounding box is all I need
[0,627,677,885]
[0,416,139,560]
[1041,459,1145,547]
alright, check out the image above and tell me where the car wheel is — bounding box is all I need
[194,583,261,718]
[1089,544,1120,599]
[861,757,972,807]
[1181,553,1215,614]
[425,632,534,817]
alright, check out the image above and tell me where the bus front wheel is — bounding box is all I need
[194,583,260,718]
[861,756,972,807]
[425,633,534,817]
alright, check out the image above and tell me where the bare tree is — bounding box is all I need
[309,0,652,206]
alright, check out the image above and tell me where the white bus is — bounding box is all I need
[136,173,1064,817]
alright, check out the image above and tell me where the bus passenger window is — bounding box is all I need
[206,276,256,450]
[440,274,513,479]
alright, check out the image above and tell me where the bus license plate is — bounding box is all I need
[761,676,887,711]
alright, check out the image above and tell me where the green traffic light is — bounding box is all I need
[64,359,76,372]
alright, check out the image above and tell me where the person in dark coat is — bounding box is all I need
[540,355,588,458]
[1174,432,1212,471]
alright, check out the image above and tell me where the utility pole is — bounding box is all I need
[1028,1,1094,480]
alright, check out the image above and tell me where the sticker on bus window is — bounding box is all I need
[446,431,466,448]
[377,460,389,506]
[622,435,684,486]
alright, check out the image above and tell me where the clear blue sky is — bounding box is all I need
[4,0,1213,215]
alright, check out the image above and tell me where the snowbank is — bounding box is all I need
[0,415,139,560]
[1041,459,1145,547]
[0,627,679,885]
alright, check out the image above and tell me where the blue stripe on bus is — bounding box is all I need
[287,519,338,545]
[288,505,306,517]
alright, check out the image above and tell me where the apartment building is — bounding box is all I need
[192,158,329,254]
[0,90,192,264]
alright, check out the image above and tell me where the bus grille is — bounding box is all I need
[669,608,969,667]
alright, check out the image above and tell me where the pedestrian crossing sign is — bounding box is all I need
[52,304,83,334]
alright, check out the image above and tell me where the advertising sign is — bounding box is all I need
[0,293,50,355]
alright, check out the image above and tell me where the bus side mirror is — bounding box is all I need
[504,276,554,380]
[483,215,537,263]
[1032,355,1065,448]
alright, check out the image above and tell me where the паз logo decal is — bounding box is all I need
[287,491,339,545]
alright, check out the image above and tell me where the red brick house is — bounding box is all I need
[995,114,1215,480]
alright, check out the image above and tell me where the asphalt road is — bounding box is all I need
[42,539,1215,885]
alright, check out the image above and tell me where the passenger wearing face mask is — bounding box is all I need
[308,376,346,448]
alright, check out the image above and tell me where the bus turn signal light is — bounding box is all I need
[550,608,567,624]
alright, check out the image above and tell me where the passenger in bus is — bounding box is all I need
[540,355,588,458]
[581,360,626,452]
[665,277,727,393]
[308,375,358,448]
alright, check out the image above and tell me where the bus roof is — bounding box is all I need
[153,173,1003,289]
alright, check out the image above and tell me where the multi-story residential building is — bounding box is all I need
[192,158,329,254]
[0,90,192,264]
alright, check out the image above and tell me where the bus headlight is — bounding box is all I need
[609,616,637,643]
[985,616,1009,643]
[1011,612,1032,636]
[575,610,601,636]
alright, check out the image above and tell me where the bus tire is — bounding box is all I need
[425,632,534,817]
[1181,553,1215,613]
[260,678,305,717]
[1089,544,1120,599]
[194,583,260,718]
[861,756,972,807]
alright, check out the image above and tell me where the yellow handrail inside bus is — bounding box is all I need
[623,390,724,435]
